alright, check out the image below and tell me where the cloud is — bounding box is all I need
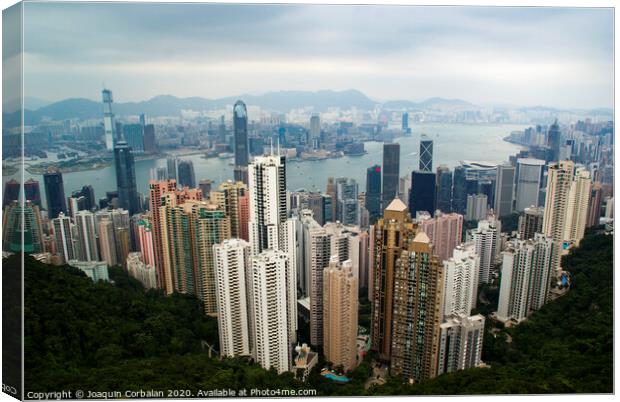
[21,3,613,108]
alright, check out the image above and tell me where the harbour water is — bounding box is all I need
[6,123,526,206]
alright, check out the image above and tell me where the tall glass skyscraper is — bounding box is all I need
[122,124,144,154]
[409,171,436,217]
[233,100,249,183]
[43,167,67,219]
[177,160,196,188]
[436,165,453,213]
[382,142,400,205]
[419,135,433,172]
[546,119,561,162]
[452,166,467,214]
[102,88,116,150]
[365,165,382,223]
[114,140,141,215]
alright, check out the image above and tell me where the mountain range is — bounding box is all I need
[2,89,613,128]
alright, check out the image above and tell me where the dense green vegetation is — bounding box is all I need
[24,231,612,395]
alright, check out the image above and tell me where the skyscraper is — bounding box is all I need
[213,239,252,358]
[494,164,515,217]
[167,156,178,181]
[436,165,453,213]
[24,179,41,208]
[43,168,67,219]
[2,201,43,253]
[3,179,20,209]
[137,219,156,267]
[102,88,116,150]
[233,100,249,183]
[143,124,156,154]
[123,124,144,154]
[496,234,554,323]
[199,179,213,198]
[437,314,485,375]
[518,206,544,240]
[177,159,196,188]
[75,210,99,262]
[515,158,545,212]
[465,194,488,221]
[452,166,467,214]
[248,154,288,254]
[310,113,321,147]
[209,180,247,239]
[390,232,444,383]
[563,167,591,247]
[52,212,80,263]
[249,249,294,374]
[366,165,382,224]
[305,220,331,347]
[114,140,141,215]
[336,178,359,225]
[546,119,561,162]
[382,143,400,204]
[97,217,118,267]
[409,171,436,217]
[442,243,479,318]
[542,160,574,274]
[371,198,417,361]
[419,135,433,172]
[586,182,604,227]
[471,218,501,284]
[401,112,410,134]
[419,211,463,263]
[323,257,359,372]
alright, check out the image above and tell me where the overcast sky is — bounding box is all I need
[17,3,614,109]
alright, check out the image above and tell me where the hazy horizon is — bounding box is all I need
[7,3,614,110]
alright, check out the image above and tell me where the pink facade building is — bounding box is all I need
[420,211,463,263]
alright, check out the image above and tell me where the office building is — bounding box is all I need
[402,112,410,134]
[3,179,19,209]
[452,166,467,214]
[213,239,252,358]
[233,100,249,183]
[390,232,444,383]
[114,140,141,215]
[419,135,433,172]
[249,249,295,374]
[44,167,67,219]
[2,201,43,253]
[366,165,382,223]
[24,179,42,208]
[409,171,436,217]
[494,164,515,217]
[336,178,359,225]
[323,257,359,372]
[102,88,116,150]
[143,124,156,154]
[546,120,561,162]
[199,179,214,198]
[419,211,463,263]
[382,143,400,204]
[471,218,501,284]
[496,234,554,323]
[515,158,545,212]
[310,114,321,145]
[123,123,144,154]
[436,165,453,213]
[177,160,196,189]
[466,194,488,221]
[371,198,417,361]
[437,314,485,375]
[167,156,178,181]
[443,243,479,318]
[518,206,544,240]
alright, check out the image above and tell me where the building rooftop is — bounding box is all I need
[385,198,407,212]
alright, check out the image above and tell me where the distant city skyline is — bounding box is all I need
[12,3,614,109]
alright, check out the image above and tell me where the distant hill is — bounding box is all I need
[382,97,476,110]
